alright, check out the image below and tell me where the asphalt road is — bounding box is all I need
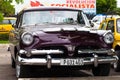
[0,44,120,80]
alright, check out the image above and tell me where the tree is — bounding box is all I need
[0,1,15,16]
[113,8,120,15]
[3,0,23,4]
[0,13,3,22]
[96,0,117,14]
[0,0,23,21]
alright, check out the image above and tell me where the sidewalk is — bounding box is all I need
[0,44,9,51]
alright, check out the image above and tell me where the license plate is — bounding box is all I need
[60,58,84,66]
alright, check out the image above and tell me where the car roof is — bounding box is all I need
[21,6,83,12]
[99,15,120,22]
[104,15,120,19]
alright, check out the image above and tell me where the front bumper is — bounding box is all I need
[18,49,118,69]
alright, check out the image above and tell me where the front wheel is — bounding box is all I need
[16,63,26,78]
[15,55,28,78]
[92,63,110,76]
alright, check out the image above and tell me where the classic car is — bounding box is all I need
[99,15,120,72]
[9,6,118,78]
[0,17,16,34]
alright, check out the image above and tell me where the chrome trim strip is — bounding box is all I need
[31,50,63,55]
[19,50,63,55]
[78,49,114,54]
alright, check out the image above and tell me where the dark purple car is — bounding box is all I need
[9,6,118,78]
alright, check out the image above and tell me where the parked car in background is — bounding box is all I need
[91,14,106,29]
[0,17,16,34]
[99,16,120,72]
[9,6,117,78]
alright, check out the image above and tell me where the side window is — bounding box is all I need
[106,20,114,32]
[77,12,85,24]
[100,21,107,30]
[116,19,120,33]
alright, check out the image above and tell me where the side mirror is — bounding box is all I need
[12,24,16,28]
[89,20,94,27]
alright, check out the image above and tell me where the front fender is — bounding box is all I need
[113,41,120,50]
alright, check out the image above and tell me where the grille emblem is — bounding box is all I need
[65,45,75,56]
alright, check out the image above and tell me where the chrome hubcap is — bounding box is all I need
[16,55,20,78]
[16,63,20,78]
[113,62,117,69]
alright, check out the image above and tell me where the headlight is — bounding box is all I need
[103,32,114,44]
[21,32,33,45]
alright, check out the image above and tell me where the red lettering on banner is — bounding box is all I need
[51,4,55,6]
[51,3,95,8]
[55,4,59,6]
[66,0,95,4]
[86,4,89,8]
[90,4,94,8]
[30,1,44,7]
[70,4,74,7]
[82,4,85,8]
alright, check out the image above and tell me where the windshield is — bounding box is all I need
[92,15,105,24]
[22,10,89,26]
[0,19,9,24]
[10,19,16,24]
[117,18,120,33]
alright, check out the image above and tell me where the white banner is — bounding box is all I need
[13,0,96,14]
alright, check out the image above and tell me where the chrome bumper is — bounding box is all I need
[18,55,118,69]
[18,49,118,68]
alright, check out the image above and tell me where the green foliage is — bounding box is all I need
[113,8,120,15]
[0,40,9,44]
[3,0,23,4]
[0,33,9,40]
[0,1,15,16]
[0,0,23,20]
[14,0,23,4]
[96,0,117,14]
[0,13,3,22]
[0,0,23,14]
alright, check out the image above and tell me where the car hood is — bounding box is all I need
[22,24,110,48]
[23,24,107,35]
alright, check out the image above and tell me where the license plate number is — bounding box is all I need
[60,59,84,66]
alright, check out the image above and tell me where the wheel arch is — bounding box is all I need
[115,45,120,51]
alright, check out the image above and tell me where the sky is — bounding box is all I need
[117,0,120,8]
[11,0,30,14]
